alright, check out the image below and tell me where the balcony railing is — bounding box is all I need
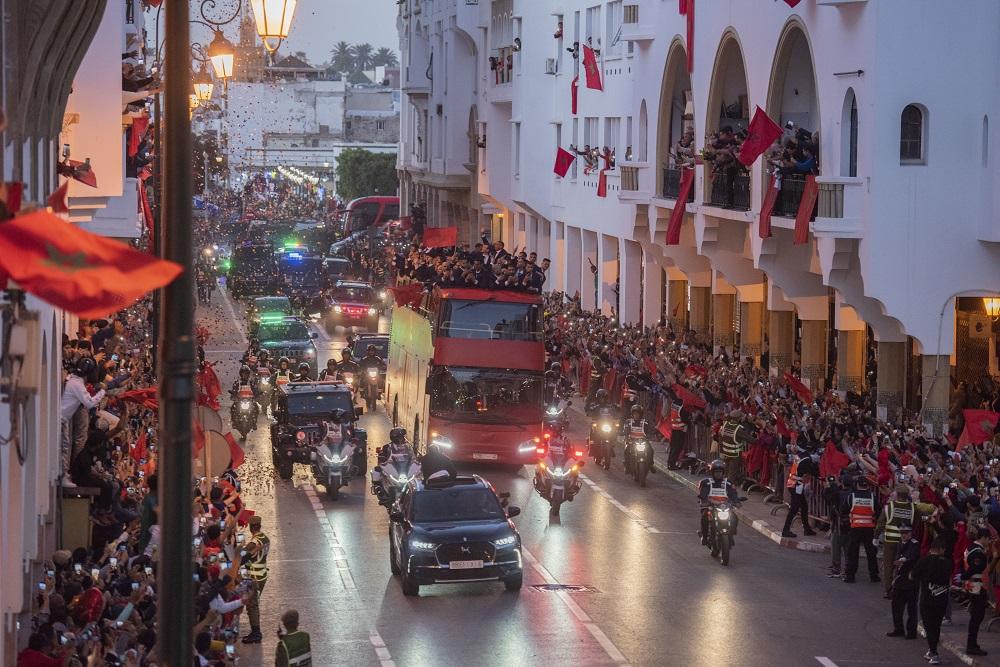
[620,166,639,191]
[774,174,805,217]
[662,167,694,202]
[707,169,750,211]
[493,46,513,85]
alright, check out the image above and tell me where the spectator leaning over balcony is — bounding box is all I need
[60,356,106,487]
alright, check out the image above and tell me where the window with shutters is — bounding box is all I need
[899,104,926,164]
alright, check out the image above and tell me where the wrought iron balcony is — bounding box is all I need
[662,167,694,202]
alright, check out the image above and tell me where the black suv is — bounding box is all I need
[389,475,522,596]
[270,382,366,479]
[257,316,318,373]
[325,281,379,333]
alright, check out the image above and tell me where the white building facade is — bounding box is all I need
[399,0,1000,429]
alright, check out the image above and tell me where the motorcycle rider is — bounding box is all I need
[421,436,457,481]
[371,427,413,494]
[535,419,582,498]
[590,388,616,458]
[242,337,261,365]
[336,348,361,376]
[319,358,339,381]
[271,356,293,386]
[230,364,261,425]
[292,362,313,382]
[698,459,740,546]
[358,344,387,373]
[543,362,573,404]
[621,404,657,473]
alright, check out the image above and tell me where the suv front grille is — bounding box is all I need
[436,542,495,564]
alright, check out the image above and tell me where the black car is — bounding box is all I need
[257,316,319,373]
[324,281,380,333]
[229,243,278,299]
[389,475,522,596]
[270,381,365,479]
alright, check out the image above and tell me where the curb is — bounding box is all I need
[656,461,831,553]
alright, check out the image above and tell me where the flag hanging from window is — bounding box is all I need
[793,174,818,245]
[571,75,579,114]
[665,168,694,245]
[554,147,576,177]
[597,169,608,197]
[47,180,69,214]
[582,45,603,91]
[685,0,695,72]
[738,106,782,167]
[759,174,779,239]
[421,226,458,248]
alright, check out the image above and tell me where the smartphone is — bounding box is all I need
[91,568,100,579]
[110,557,118,567]
[236,533,245,544]
[74,563,82,574]
[60,635,68,646]
[47,569,55,578]
[38,582,46,591]
[138,471,145,478]
[144,566,153,575]
[116,620,124,627]
[193,537,202,546]
[112,354,119,362]
[132,582,140,591]
[226,645,235,657]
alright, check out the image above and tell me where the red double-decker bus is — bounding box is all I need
[386,287,544,465]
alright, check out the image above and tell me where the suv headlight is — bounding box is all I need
[367,307,377,315]
[600,423,612,433]
[410,539,436,550]
[493,535,517,548]
[333,305,343,313]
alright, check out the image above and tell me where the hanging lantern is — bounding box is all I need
[250,0,297,55]
[193,64,214,102]
[984,297,1000,319]
[208,29,236,80]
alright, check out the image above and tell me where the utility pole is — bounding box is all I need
[158,0,195,664]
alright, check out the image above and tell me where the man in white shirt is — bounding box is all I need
[60,356,105,486]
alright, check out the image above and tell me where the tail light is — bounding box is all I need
[574,450,584,458]
[533,437,540,443]
[543,432,551,440]
[535,446,546,455]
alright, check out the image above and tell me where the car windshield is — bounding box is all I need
[286,391,355,416]
[258,321,310,341]
[254,298,290,314]
[412,487,506,523]
[438,299,541,341]
[333,286,374,302]
[429,367,543,425]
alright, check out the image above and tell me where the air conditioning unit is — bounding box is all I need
[544,58,558,75]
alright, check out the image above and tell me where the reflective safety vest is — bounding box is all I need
[848,492,876,528]
[720,420,745,459]
[275,371,291,386]
[238,384,253,399]
[628,420,646,438]
[964,544,986,595]
[883,501,915,543]
[706,480,730,503]
[671,403,686,433]
[247,532,270,581]
[277,630,312,667]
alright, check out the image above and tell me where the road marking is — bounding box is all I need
[579,474,661,533]
[301,483,395,667]
[219,287,249,347]
[521,547,629,665]
[814,659,838,667]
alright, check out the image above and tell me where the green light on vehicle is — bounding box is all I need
[260,312,285,323]
[220,259,231,270]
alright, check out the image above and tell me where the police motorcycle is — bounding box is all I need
[699,460,747,567]
[533,421,585,515]
[362,365,380,411]
[588,390,617,470]
[270,357,294,411]
[622,407,653,487]
[311,410,357,500]
[231,365,259,439]
[371,427,422,509]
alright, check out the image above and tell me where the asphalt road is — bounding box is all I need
[199,286,952,667]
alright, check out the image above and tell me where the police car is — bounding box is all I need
[388,475,522,596]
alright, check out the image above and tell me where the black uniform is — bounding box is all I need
[888,536,920,638]
[963,541,989,652]
[911,553,952,655]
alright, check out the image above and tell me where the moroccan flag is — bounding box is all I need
[775,414,792,440]
[388,283,424,309]
[66,159,98,188]
[131,429,148,463]
[738,106,782,167]
[665,168,694,245]
[759,174,779,239]
[120,387,159,410]
[644,355,658,376]
[128,116,149,158]
[0,210,182,318]
[685,0,695,72]
[783,371,813,404]
[597,169,608,197]
[957,409,1000,450]
[672,383,706,410]
[224,432,245,469]
[197,363,222,411]
[657,416,672,441]
[603,368,618,392]
[819,441,851,478]
[684,363,708,378]
[396,215,413,230]
[793,174,818,245]
[422,226,458,248]
[554,147,576,177]
[582,45,602,91]
[783,0,802,6]
[571,75,579,115]
[2,181,23,215]
[679,0,687,13]
[47,180,69,214]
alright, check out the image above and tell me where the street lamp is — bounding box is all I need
[193,64,214,103]
[207,29,236,81]
[250,0,297,56]
[985,297,1000,319]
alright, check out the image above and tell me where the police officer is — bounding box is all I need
[275,609,311,667]
[875,484,934,597]
[780,446,817,539]
[719,411,751,479]
[843,475,880,584]
[622,404,657,474]
[698,459,740,549]
[293,362,313,382]
[886,523,920,639]
[242,515,270,644]
[962,528,990,656]
[337,348,361,376]
[319,358,339,381]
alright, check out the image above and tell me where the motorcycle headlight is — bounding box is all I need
[546,407,559,416]
[717,509,731,520]
[410,539,436,550]
[367,369,378,378]
[634,441,647,451]
[367,307,377,315]
[334,305,343,313]
[323,453,342,464]
[260,378,270,386]
[553,468,566,477]
[309,312,321,319]
[600,424,612,433]
[493,535,517,548]
[378,290,387,300]
[239,400,252,410]
[395,475,410,484]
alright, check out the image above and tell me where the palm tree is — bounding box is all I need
[372,47,398,67]
[330,41,353,72]
[351,43,374,71]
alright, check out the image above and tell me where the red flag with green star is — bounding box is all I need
[957,409,1000,450]
[582,45,603,91]
[0,210,181,318]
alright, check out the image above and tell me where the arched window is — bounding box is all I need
[638,99,648,161]
[983,115,990,168]
[899,104,925,163]
[841,88,858,177]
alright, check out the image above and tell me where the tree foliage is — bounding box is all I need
[335,149,398,201]
[350,43,374,71]
[328,42,397,74]
[329,41,353,72]
[373,47,398,67]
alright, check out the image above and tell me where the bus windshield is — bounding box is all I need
[429,367,543,425]
[437,299,541,341]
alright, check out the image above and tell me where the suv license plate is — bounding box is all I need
[449,560,484,570]
[472,453,498,460]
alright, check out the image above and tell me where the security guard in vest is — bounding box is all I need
[780,446,817,539]
[719,411,751,479]
[875,484,934,596]
[698,459,740,548]
[962,529,991,657]
[242,515,270,644]
[275,609,312,667]
[843,475,880,583]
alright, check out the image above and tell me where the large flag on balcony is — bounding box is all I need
[794,174,818,245]
[554,147,576,177]
[957,409,1000,450]
[597,169,608,197]
[738,107,782,167]
[758,174,779,239]
[0,210,182,318]
[582,45,602,91]
[685,0,695,72]
[665,168,694,245]
[421,225,458,248]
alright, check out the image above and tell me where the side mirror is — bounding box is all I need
[310,332,319,339]
[389,509,403,522]
[506,506,521,518]
[355,407,364,418]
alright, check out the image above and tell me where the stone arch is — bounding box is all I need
[638,98,648,161]
[765,19,820,141]
[655,38,693,182]
[840,88,858,177]
[704,29,750,137]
